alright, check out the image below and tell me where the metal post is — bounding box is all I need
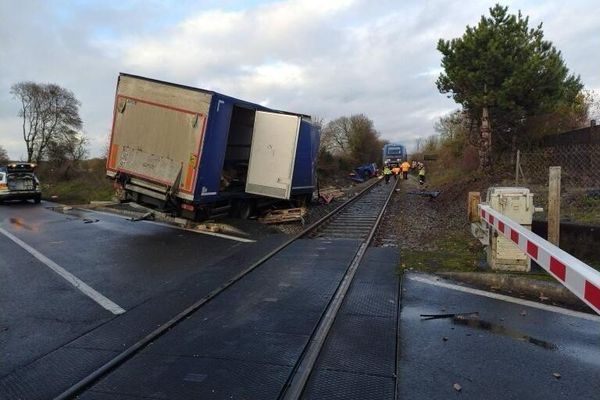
[468,192,481,223]
[515,150,520,185]
[548,166,561,246]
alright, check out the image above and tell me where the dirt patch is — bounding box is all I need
[373,174,486,272]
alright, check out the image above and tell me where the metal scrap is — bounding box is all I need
[420,311,479,320]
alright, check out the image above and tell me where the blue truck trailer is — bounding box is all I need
[106,73,320,220]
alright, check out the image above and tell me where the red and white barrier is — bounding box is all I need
[479,204,600,315]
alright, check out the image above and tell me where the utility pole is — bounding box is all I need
[479,106,492,171]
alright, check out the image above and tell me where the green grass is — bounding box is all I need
[35,158,115,205]
[564,196,600,225]
[42,178,114,204]
[399,233,485,273]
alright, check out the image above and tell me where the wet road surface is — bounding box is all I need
[0,201,288,398]
[398,273,600,399]
[2,201,600,399]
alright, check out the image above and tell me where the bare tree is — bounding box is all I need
[320,114,384,165]
[0,145,9,164]
[11,82,83,163]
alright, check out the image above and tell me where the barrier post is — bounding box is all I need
[548,167,561,246]
[468,192,481,223]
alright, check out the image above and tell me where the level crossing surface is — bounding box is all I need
[2,189,600,399]
[76,246,401,400]
[0,202,288,398]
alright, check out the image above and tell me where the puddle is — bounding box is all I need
[452,316,557,350]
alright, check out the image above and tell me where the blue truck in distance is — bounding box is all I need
[106,73,320,220]
[382,143,407,166]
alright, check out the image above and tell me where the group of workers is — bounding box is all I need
[383,160,426,185]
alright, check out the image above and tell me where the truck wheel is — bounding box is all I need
[239,200,256,220]
[34,195,41,204]
[229,200,241,218]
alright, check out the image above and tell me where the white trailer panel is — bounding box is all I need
[245,111,301,199]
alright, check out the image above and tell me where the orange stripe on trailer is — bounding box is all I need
[183,153,197,192]
[108,144,119,169]
[184,165,194,191]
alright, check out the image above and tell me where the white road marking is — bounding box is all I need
[89,210,255,243]
[0,227,126,315]
[407,274,600,322]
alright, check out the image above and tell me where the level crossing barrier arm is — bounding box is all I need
[478,204,600,315]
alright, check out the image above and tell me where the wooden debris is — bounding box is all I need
[318,187,345,204]
[260,208,307,224]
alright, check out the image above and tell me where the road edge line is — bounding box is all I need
[407,273,600,322]
[0,227,125,315]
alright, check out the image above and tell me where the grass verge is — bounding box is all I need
[399,232,485,273]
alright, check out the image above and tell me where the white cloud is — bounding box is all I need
[0,0,598,160]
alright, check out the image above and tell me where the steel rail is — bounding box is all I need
[53,177,384,400]
[279,178,398,399]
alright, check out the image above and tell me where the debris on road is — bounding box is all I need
[318,187,345,204]
[420,312,479,320]
[259,207,307,224]
[453,383,462,392]
[553,372,561,379]
[130,211,155,222]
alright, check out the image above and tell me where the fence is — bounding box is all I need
[516,144,600,226]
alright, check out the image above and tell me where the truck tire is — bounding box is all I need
[238,200,256,220]
[34,195,42,204]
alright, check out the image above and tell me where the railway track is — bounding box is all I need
[55,177,399,400]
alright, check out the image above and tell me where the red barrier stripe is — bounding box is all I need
[498,221,505,234]
[510,229,519,244]
[526,241,538,259]
[488,215,494,225]
[584,281,600,311]
[481,210,486,219]
[549,257,566,281]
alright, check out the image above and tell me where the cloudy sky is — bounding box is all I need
[0,0,598,159]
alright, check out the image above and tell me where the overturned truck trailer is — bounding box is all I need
[106,73,319,220]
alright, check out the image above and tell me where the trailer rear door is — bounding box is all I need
[245,111,301,200]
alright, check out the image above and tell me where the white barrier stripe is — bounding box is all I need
[479,205,600,314]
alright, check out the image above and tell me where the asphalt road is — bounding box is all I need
[0,200,288,397]
[398,273,600,399]
[2,200,599,399]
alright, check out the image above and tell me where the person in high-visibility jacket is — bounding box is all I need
[391,165,401,180]
[418,165,426,185]
[383,166,392,184]
[400,160,411,180]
